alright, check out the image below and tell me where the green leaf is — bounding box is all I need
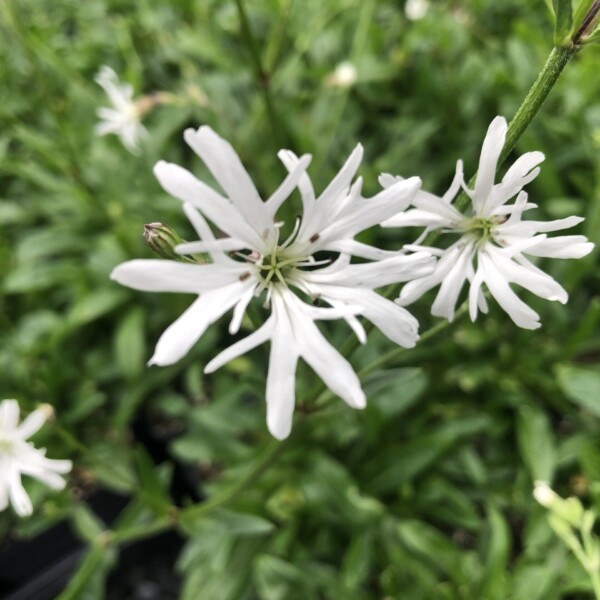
[517,404,556,482]
[254,555,319,600]
[180,508,275,537]
[67,288,128,328]
[556,365,600,417]
[56,545,117,600]
[363,367,427,418]
[133,446,171,514]
[71,504,105,543]
[114,307,146,380]
[3,263,78,293]
[479,505,511,598]
[553,0,574,44]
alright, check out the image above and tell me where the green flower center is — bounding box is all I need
[462,216,506,245]
[257,250,299,288]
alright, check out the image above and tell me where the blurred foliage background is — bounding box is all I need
[0,0,599,598]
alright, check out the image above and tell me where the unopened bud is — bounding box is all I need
[143,222,186,260]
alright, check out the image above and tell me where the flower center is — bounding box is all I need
[257,250,299,288]
[0,436,14,454]
[462,216,506,245]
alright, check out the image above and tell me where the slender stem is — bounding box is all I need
[307,303,469,413]
[452,44,576,214]
[590,569,600,600]
[574,0,600,43]
[109,513,175,544]
[500,45,575,165]
[178,438,286,523]
[234,0,288,146]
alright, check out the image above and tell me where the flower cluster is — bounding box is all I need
[112,127,435,439]
[0,400,71,517]
[111,118,593,439]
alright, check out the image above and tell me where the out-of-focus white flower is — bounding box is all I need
[405,0,429,21]
[382,116,594,329]
[95,66,148,154]
[112,127,434,439]
[0,400,72,517]
[533,480,560,508]
[326,62,358,88]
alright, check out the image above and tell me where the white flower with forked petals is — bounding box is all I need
[111,126,434,439]
[0,400,72,517]
[95,66,147,154]
[382,116,594,329]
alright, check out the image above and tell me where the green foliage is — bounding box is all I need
[0,0,599,598]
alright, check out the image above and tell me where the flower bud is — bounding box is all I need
[143,222,186,260]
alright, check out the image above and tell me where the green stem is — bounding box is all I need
[178,438,286,523]
[500,45,575,164]
[590,569,600,600]
[309,302,469,412]
[234,0,288,147]
[109,513,175,544]
[454,44,576,213]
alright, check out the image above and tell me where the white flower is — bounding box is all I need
[533,480,560,508]
[95,66,147,154]
[405,0,430,21]
[382,116,594,329]
[0,400,72,517]
[111,127,434,439]
[326,62,358,88]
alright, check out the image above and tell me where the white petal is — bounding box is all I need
[474,116,507,213]
[305,252,435,288]
[16,409,48,440]
[431,244,472,321]
[523,216,584,233]
[153,161,264,251]
[8,471,32,517]
[265,322,299,440]
[479,252,540,329]
[378,173,402,189]
[19,463,68,490]
[398,242,465,305]
[0,400,20,433]
[486,151,544,211]
[319,144,364,205]
[150,281,252,366]
[266,153,312,217]
[111,259,241,294]
[323,239,399,260]
[523,236,594,259]
[413,191,463,222]
[183,127,274,241]
[229,287,255,334]
[468,266,485,321]
[317,177,421,251]
[278,150,317,216]
[299,326,366,409]
[486,245,567,303]
[353,289,420,347]
[205,318,275,373]
[442,160,465,203]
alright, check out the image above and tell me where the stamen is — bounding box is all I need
[280,215,303,249]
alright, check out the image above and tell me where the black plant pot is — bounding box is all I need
[0,412,202,600]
